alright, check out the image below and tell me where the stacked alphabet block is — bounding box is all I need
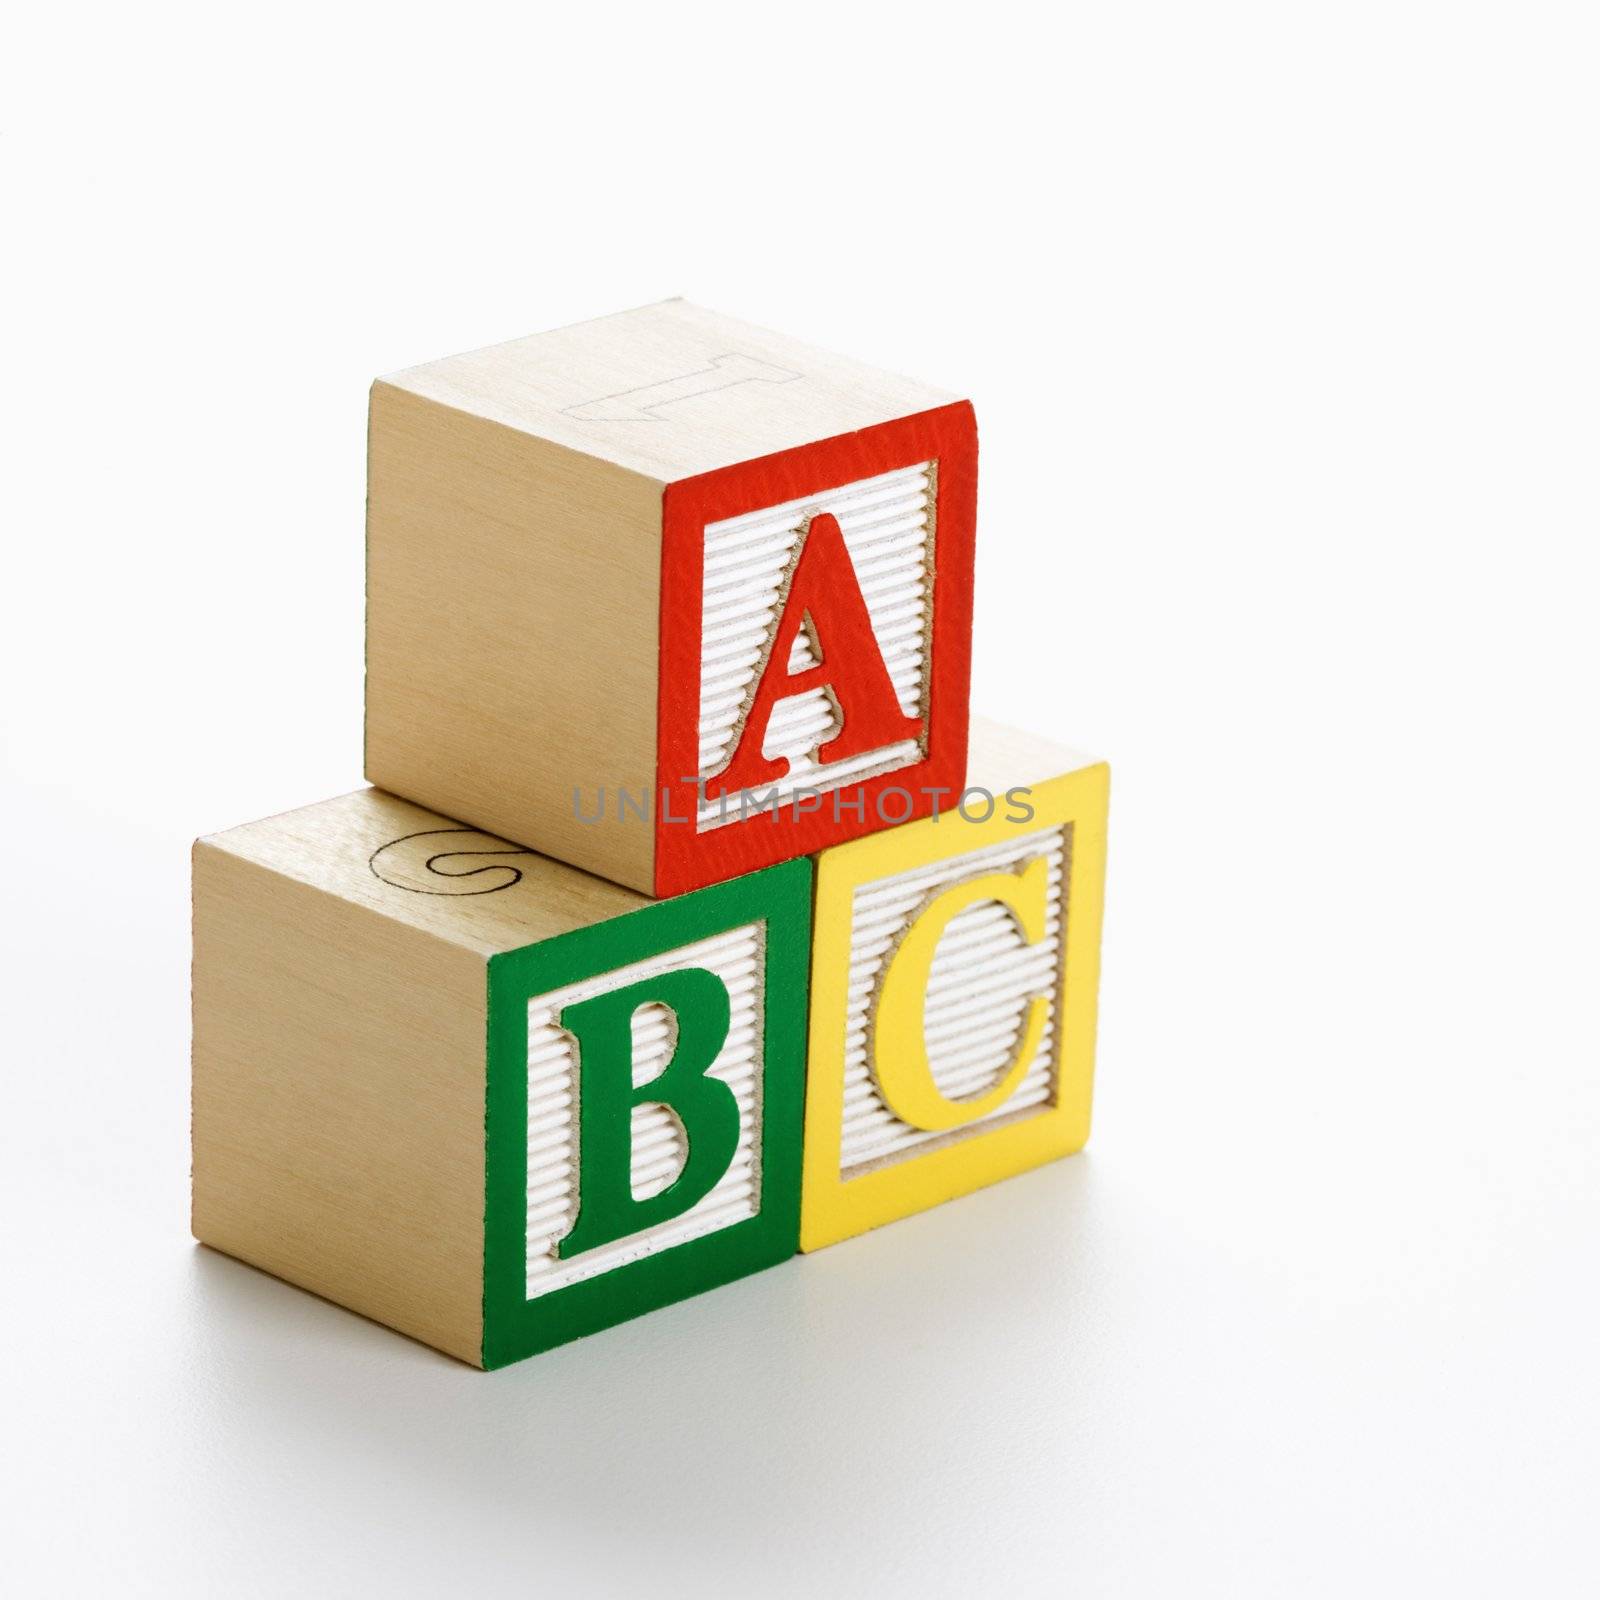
[192,301,1109,1367]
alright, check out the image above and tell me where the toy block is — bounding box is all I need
[798,717,1109,1251]
[191,789,810,1368]
[366,298,977,898]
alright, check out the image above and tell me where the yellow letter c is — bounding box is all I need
[871,857,1052,1133]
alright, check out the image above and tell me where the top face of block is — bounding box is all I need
[200,788,647,957]
[379,299,963,483]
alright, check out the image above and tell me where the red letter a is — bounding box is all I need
[705,511,922,799]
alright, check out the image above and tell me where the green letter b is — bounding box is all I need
[557,966,740,1260]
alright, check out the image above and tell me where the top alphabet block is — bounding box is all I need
[366,300,977,897]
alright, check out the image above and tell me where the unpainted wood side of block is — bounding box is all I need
[365,381,664,893]
[192,843,488,1364]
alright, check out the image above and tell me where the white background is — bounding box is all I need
[3,3,1597,1594]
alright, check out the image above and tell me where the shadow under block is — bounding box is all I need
[799,717,1110,1252]
[191,789,811,1368]
[365,298,977,898]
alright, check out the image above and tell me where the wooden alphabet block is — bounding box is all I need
[366,299,977,897]
[798,718,1109,1251]
[192,790,810,1367]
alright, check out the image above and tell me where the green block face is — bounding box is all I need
[483,858,811,1368]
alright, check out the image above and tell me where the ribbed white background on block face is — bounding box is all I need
[696,462,936,830]
[524,925,764,1299]
[839,826,1069,1175]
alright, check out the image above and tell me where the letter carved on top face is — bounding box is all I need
[560,353,802,422]
[369,828,537,895]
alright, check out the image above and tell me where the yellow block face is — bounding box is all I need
[800,761,1109,1251]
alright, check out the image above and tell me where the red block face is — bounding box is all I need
[654,402,977,897]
